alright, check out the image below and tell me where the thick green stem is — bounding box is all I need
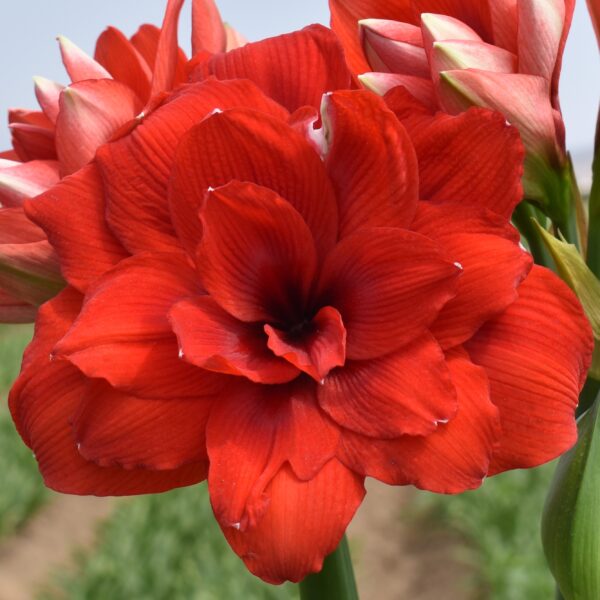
[512,202,554,269]
[587,107,600,277]
[299,535,358,600]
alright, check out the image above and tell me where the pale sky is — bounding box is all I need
[0,0,597,182]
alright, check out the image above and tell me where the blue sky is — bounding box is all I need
[0,0,597,180]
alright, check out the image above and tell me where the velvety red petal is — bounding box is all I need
[322,90,418,236]
[169,296,300,384]
[170,107,337,258]
[401,107,524,218]
[53,252,210,399]
[318,227,459,359]
[73,380,216,470]
[56,79,141,176]
[94,26,152,103]
[96,78,288,254]
[191,25,353,112]
[24,163,129,292]
[329,0,415,73]
[338,348,501,492]
[0,159,60,207]
[466,265,593,474]
[149,0,186,98]
[197,181,318,324]
[223,460,364,584]
[319,333,456,438]
[9,288,206,495]
[265,306,346,382]
[130,24,161,68]
[430,233,531,349]
[207,381,341,536]
[192,0,227,54]
[411,199,530,348]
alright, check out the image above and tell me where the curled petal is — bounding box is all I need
[197,181,318,324]
[170,296,300,384]
[265,306,347,382]
[33,77,64,124]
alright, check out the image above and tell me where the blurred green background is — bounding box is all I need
[0,324,555,599]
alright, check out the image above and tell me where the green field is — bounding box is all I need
[0,324,556,599]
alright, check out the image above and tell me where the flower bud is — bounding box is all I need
[543,398,600,599]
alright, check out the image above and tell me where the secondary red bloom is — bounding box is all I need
[329,0,573,204]
[0,0,243,322]
[10,26,592,584]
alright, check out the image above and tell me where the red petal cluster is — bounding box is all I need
[9,25,593,584]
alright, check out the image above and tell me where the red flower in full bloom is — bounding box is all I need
[10,26,592,583]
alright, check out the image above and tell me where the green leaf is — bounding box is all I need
[535,223,600,379]
[542,400,600,599]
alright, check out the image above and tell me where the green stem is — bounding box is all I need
[299,535,358,600]
[512,202,554,269]
[587,107,600,277]
[577,378,600,418]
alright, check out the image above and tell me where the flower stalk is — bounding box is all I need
[299,535,359,600]
[587,107,600,277]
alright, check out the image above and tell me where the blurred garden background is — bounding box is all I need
[0,324,558,599]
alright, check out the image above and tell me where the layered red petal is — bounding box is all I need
[24,164,129,291]
[170,107,337,258]
[322,90,418,236]
[265,306,347,382]
[319,333,456,437]
[53,252,210,398]
[318,227,459,359]
[466,265,593,473]
[338,348,501,492]
[223,460,365,584]
[9,289,206,495]
[169,295,300,384]
[191,25,353,112]
[197,181,318,324]
[73,380,216,470]
[96,78,288,254]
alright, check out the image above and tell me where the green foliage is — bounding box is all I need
[0,324,49,536]
[41,484,297,600]
[412,465,556,600]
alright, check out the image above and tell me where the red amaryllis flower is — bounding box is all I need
[329,0,573,205]
[0,0,243,322]
[10,26,592,583]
